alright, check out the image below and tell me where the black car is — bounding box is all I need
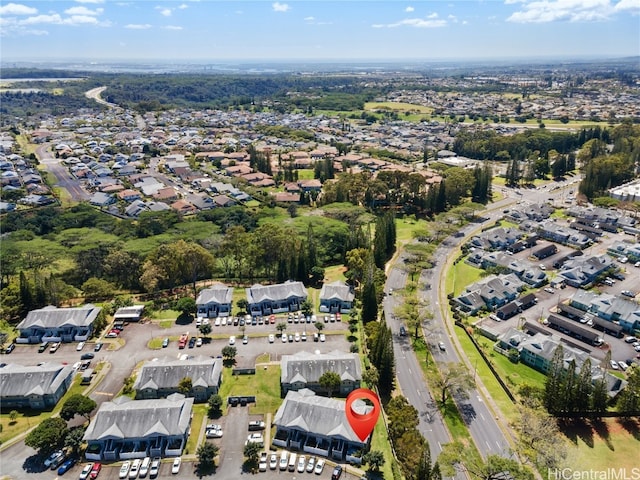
[94,342,103,352]
[188,337,196,348]
[80,353,95,360]
[331,465,343,480]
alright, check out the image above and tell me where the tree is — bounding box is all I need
[64,426,86,457]
[197,442,219,469]
[199,322,212,337]
[60,394,97,422]
[314,321,324,332]
[439,443,534,480]
[208,394,223,419]
[543,345,565,414]
[276,322,288,336]
[319,371,341,397]
[362,450,385,473]
[9,410,19,423]
[514,405,568,471]
[81,277,116,302]
[175,297,196,317]
[300,298,313,316]
[361,277,378,323]
[25,417,68,454]
[416,445,441,480]
[243,441,262,472]
[362,365,379,389]
[236,298,249,314]
[434,363,474,405]
[178,377,192,394]
[221,346,237,361]
[617,364,640,414]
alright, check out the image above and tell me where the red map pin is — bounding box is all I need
[345,388,380,442]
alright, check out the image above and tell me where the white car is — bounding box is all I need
[214,317,221,327]
[610,360,619,370]
[279,452,288,470]
[229,335,236,345]
[314,458,325,474]
[206,426,223,438]
[246,433,264,446]
[195,337,203,347]
[306,456,315,473]
[259,452,268,472]
[44,450,63,467]
[281,334,287,343]
[129,459,141,479]
[149,457,160,478]
[319,333,325,342]
[79,463,93,480]
[119,461,131,479]
[618,361,629,371]
[269,453,278,470]
[297,455,306,473]
[294,332,301,342]
[76,341,85,351]
[268,334,275,343]
[221,317,227,326]
[242,335,248,344]
[171,457,181,474]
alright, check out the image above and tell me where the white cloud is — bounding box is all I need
[507,0,616,23]
[75,0,104,3]
[372,17,447,28]
[15,12,110,27]
[126,23,152,29]
[64,6,103,16]
[157,7,172,17]
[163,25,183,30]
[0,3,38,15]
[427,12,439,18]
[615,0,640,12]
[405,6,415,12]
[305,16,315,21]
[178,4,189,9]
[272,2,290,12]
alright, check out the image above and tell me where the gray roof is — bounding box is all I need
[246,281,307,304]
[0,363,73,397]
[319,281,354,303]
[83,393,193,441]
[133,356,222,391]
[196,284,233,305]
[114,305,145,320]
[281,350,362,384]
[17,305,101,330]
[273,389,367,443]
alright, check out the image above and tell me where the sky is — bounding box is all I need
[1,0,639,62]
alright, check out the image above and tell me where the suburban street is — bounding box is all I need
[36,144,90,202]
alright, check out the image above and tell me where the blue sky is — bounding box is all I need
[1,0,639,62]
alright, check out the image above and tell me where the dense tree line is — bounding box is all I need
[366,320,394,398]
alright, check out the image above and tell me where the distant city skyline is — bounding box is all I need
[1,0,639,62]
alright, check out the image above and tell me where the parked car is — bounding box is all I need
[331,465,343,480]
[162,338,169,348]
[196,337,203,347]
[4,343,15,354]
[49,342,60,353]
[118,461,131,479]
[279,451,288,470]
[625,336,637,343]
[94,342,103,352]
[128,459,141,479]
[206,425,223,438]
[79,463,93,480]
[269,453,278,470]
[229,335,236,345]
[621,290,635,298]
[188,337,196,348]
[38,341,49,353]
[242,335,248,344]
[43,450,64,468]
[281,334,287,343]
[319,333,325,342]
[259,452,268,472]
[294,332,301,342]
[89,462,102,479]
[171,457,181,474]
[306,456,316,472]
[149,457,160,478]
[438,342,446,351]
[268,334,275,343]
[138,456,151,478]
[76,342,85,351]
[297,455,306,473]
[245,433,264,446]
[248,420,265,431]
[610,360,619,370]
[80,353,95,360]
[314,458,325,475]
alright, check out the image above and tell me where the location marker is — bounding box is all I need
[345,388,381,441]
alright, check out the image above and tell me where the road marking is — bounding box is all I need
[407,368,412,374]
[479,413,485,421]
[93,391,113,396]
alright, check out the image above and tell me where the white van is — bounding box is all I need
[288,452,297,472]
[279,451,288,471]
[139,456,151,478]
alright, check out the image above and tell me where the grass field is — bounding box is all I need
[446,259,484,297]
[185,404,207,455]
[365,101,433,114]
[562,418,640,472]
[396,216,428,244]
[217,365,282,416]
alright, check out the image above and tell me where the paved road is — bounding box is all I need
[36,144,90,202]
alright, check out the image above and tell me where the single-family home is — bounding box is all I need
[246,281,308,316]
[16,305,102,344]
[319,281,354,314]
[196,284,233,318]
[272,389,369,465]
[133,356,222,402]
[280,351,361,396]
[0,363,74,409]
[83,393,193,461]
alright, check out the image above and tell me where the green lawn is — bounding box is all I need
[217,365,282,415]
[369,419,395,480]
[185,404,207,455]
[365,101,433,114]
[396,216,428,244]
[296,169,315,180]
[446,260,484,297]
[323,265,347,283]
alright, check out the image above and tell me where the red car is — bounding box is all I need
[90,462,101,479]
[269,315,276,324]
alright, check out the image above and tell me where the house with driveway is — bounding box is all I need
[319,281,355,313]
[83,393,193,461]
[15,305,102,344]
[272,389,368,465]
[454,274,524,314]
[246,280,308,316]
[196,284,233,318]
[280,351,361,397]
[556,254,614,288]
[0,363,74,409]
[133,356,222,402]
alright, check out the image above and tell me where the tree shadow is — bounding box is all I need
[195,462,217,478]
[457,403,477,425]
[22,453,48,474]
[560,419,594,448]
[175,313,193,326]
[591,418,613,451]
[617,417,640,441]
